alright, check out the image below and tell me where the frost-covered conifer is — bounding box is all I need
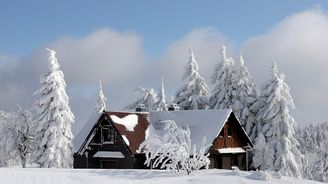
[33,48,75,168]
[252,63,302,178]
[153,78,168,111]
[231,56,257,140]
[95,80,107,113]
[209,45,235,109]
[174,48,209,110]
[125,87,158,111]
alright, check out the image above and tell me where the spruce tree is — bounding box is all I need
[34,48,75,168]
[153,78,168,111]
[95,80,108,113]
[252,63,302,178]
[125,87,158,111]
[231,56,257,140]
[174,47,209,110]
[209,45,235,109]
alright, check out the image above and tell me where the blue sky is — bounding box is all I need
[1,1,328,131]
[1,0,327,58]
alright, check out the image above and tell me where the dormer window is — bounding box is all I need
[103,126,116,144]
[227,127,232,137]
[219,129,224,137]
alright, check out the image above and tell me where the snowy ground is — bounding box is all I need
[0,168,322,184]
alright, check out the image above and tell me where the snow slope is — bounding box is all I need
[0,168,321,184]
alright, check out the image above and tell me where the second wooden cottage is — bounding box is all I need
[149,109,253,170]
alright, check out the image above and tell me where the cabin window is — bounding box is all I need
[219,129,224,137]
[227,127,232,137]
[93,130,101,144]
[103,127,115,144]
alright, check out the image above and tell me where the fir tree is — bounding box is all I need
[231,56,258,140]
[252,63,302,178]
[125,87,158,111]
[95,80,108,113]
[33,48,75,168]
[209,45,235,109]
[174,47,209,110]
[153,78,168,111]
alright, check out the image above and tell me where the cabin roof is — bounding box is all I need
[149,109,253,151]
[105,111,149,154]
[74,111,149,155]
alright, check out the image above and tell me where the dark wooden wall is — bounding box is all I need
[211,116,250,150]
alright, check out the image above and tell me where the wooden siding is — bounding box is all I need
[211,115,250,150]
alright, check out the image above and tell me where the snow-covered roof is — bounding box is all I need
[74,111,149,155]
[93,151,125,158]
[149,109,232,151]
[217,147,246,154]
[74,111,102,152]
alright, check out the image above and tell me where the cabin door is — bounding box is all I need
[101,160,118,169]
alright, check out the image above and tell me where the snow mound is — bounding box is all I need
[247,170,272,181]
[110,114,138,131]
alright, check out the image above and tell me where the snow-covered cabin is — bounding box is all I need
[74,109,253,170]
[149,109,253,170]
[74,111,149,169]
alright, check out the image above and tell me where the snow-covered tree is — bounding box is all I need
[95,80,108,113]
[124,87,158,111]
[296,122,328,181]
[312,150,328,182]
[252,63,302,178]
[13,106,33,168]
[153,78,168,111]
[231,56,257,140]
[0,111,18,167]
[33,48,75,168]
[141,120,210,175]
[209,45,235,109]
[174,48,209,110]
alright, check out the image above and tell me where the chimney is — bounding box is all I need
[168,103,180,111]
[136,104,147,112]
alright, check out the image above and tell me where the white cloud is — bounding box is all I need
[242,9,328,125]
[1,9,328,134]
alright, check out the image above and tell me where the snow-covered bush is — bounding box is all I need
[141,120,210,175]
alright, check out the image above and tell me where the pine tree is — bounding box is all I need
[33,48,75,168]
[174,47,209,110]
[209,45,235,109]
[231,56,258,140]
[125,87,158,111]
[252,63,302,178]
[153,78,168,111]
[95,80,108,113]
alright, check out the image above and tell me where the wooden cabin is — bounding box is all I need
[74,111,149,169]
[74,109,253,170]
[149,109,253,170]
